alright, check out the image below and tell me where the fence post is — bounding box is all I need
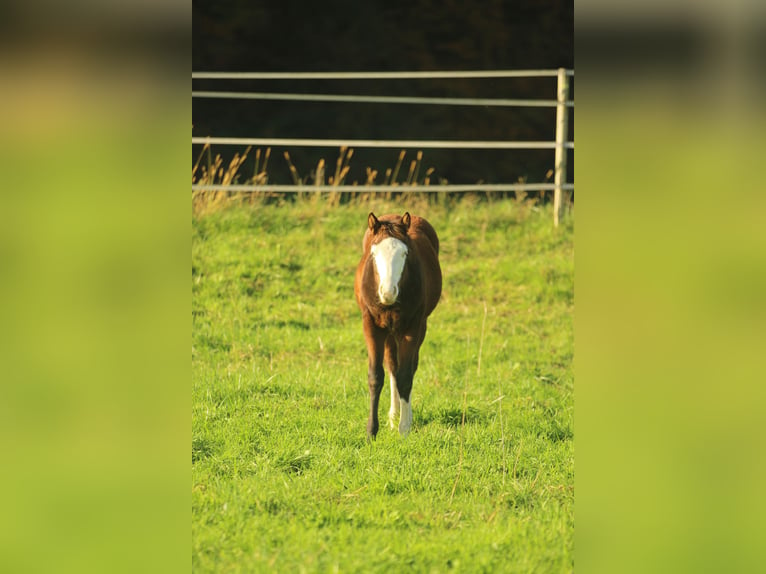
[553,67,569,227]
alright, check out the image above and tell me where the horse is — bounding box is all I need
[354,212,442,438]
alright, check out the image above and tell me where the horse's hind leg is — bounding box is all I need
[384,336,399,429]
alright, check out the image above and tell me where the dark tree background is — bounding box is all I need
[193,0,573,186]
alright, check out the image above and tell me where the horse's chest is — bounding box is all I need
[372,307,404,332]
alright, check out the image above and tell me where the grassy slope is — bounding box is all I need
[192,196,574,572]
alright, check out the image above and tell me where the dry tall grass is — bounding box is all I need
[192,145,441,216]
[192,144,559,218]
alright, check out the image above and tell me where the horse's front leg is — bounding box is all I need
[363,315,386,439]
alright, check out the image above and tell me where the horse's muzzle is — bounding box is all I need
[378,285,399,306]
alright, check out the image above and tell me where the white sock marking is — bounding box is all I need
[388,374,400,429]
[399,397,412,436]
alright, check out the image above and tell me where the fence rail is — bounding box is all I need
[192,91,574,108]
[192,68,573,225]
[192,136,573,150]
[193,69,575,80]
[192,183,575,193]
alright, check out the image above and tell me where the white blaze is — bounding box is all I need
[370,237,408,306]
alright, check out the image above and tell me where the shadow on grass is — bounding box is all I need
[275,450,313,475]
[419,405,492,428]
[192,435,222,463]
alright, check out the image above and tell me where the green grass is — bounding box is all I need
[192,195,574,572]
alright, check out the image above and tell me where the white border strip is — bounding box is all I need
[192,91,574,108]
[191,137,574,150]
[192,70,574,80]
[192,183,575,193]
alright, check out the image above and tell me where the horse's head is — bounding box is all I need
[367,212,411,306]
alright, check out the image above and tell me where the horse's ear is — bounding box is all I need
[368,212,379,230]
[402,212,411,230]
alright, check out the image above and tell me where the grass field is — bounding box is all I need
[192,195,574,572]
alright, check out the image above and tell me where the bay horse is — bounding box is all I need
[354,212,442,438]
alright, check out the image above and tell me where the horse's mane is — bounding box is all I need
[373,220,409,243]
